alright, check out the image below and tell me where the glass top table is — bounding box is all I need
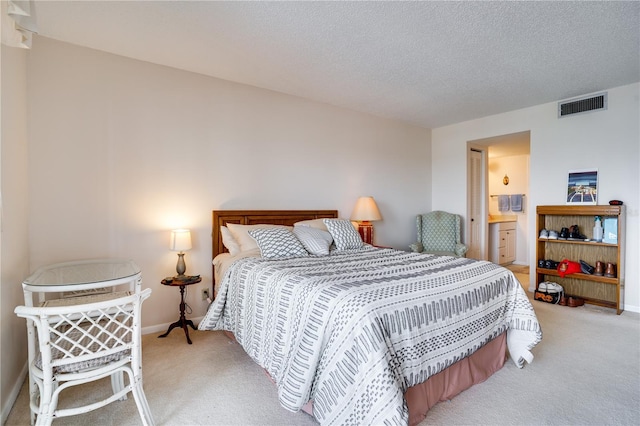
[22,258,142,305]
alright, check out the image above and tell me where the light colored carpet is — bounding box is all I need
[6,280,640,426]
[506,264,530,275]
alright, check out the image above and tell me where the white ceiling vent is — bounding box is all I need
[558,92,607,118]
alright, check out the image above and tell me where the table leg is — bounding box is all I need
[158,284,196,344]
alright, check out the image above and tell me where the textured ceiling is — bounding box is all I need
[32,1,640,129]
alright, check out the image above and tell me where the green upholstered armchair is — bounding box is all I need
[410,211,468,257]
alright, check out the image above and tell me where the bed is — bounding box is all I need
[200,210,542,425]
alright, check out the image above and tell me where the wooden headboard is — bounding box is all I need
[211,209,338,259]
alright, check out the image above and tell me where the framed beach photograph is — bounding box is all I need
[567,169,598,205]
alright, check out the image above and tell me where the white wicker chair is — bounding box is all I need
[15,288,154,426]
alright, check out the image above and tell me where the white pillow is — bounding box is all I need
[226,223,290,253]
[294,219,329,231]
[248,227,309,260]
[323,219,363,250]
[220,226,241,255]
[293,226,333,256]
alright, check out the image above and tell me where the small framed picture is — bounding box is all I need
[567,169,598,204]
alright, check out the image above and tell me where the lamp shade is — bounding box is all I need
[170,229,192,252]
[350,196,382,222]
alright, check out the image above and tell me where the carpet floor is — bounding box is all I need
[5,276,639,425]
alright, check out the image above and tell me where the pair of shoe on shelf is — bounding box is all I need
[559,294,585,307]
[538,259,560,270]
[538,229,559,239]
[558,225,588,241]
[593,261,617,277]
[540,225,589,240]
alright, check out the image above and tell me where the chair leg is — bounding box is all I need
[28,384,37,426]
[126,370,155,426]
[28,379,42,426]
[111,371,128,401]
[34,414,52,426]
[35,380,56,426]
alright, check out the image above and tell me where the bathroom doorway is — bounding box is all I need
[467,131,531,264]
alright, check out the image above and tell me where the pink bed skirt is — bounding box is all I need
[223,331,507,425]
[404,333,507,425]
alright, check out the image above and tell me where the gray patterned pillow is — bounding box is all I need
[293,226,333,256]
[248,227,309,259]
[323,219,363,250]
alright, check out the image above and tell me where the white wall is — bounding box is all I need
[0,45,30,422]
[489,154,529,265]
[26,37,432,329]
[432,83,640,312]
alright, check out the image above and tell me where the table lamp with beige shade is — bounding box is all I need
[350,196,382,245]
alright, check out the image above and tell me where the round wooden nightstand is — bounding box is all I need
[158,275,201,344]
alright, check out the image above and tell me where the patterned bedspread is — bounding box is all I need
[199,247,542,425]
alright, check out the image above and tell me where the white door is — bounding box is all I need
[467,147,486,259]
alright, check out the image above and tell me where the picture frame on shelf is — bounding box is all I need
[566,168,598,205]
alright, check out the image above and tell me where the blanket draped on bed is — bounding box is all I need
[199,247,542,425]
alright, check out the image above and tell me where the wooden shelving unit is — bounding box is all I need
[536,205,625,314]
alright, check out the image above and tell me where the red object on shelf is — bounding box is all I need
[557,259,581,277]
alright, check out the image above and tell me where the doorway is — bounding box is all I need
[466,131,530,263]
